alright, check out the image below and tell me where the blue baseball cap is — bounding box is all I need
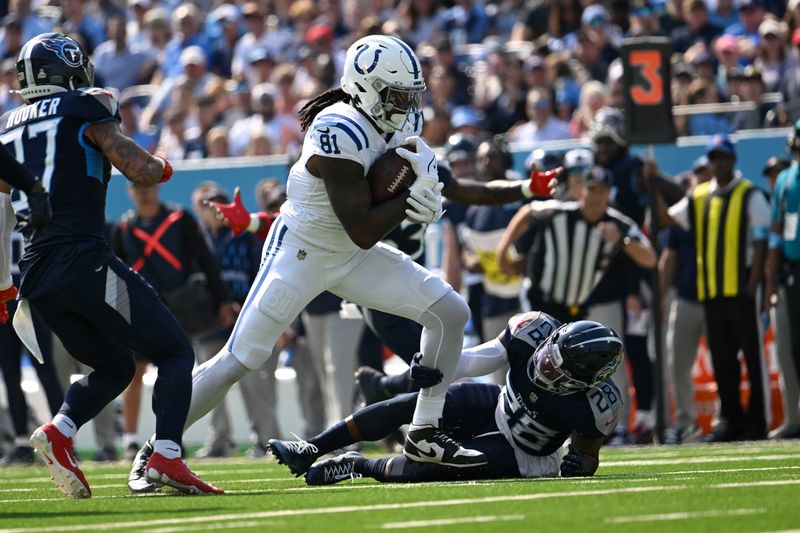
[706,134,736,157]
[692,155,709,171]
[451,106,483,129]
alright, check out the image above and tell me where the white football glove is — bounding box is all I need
[405,181,444,224]
[395,136,438,195]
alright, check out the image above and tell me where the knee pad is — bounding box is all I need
[426,290,470,329]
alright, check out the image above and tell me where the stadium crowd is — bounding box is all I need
[2,0,800,468]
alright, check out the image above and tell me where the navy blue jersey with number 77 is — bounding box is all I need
[0,88,121,299]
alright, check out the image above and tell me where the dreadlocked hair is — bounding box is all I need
[299,88,351,132]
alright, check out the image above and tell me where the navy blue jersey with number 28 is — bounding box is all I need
[0,88,121,298]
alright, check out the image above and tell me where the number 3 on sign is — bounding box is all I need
[630,50,663,106]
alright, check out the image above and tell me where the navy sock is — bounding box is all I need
[355,457,391,481]
[310,393,419,454]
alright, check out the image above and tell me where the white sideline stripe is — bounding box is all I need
[606,508,766,524]
[603,454,798,466]
[380,514,525,529]
[0,486,680,532]
[5,480,799,532]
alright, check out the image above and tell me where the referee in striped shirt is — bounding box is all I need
[497,165,657,323]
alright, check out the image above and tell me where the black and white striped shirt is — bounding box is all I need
[527,200,642,308]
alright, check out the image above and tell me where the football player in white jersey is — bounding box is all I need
[129,35,487,491]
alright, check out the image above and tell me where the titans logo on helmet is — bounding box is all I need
[39,38,84,68]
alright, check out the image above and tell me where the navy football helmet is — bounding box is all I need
[530,321,623,395]
[16,33,94,101]
[590,107,627,148]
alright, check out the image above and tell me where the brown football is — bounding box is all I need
[367,147,417,204]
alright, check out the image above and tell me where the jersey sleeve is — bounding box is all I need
[59,88,121,125]
[579,380,624,438]
[308,113,370,167]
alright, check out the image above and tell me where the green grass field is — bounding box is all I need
[0,440,798,532]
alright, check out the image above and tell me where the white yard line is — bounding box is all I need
[603,454,798,467]
[3,479,799,533]
[150,521,281,533]
[379,514,525,529]
[0,486,681,532]
[606,508,766,524]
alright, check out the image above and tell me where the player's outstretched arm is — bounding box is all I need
[495,203,532,276]
[308,155,411,249]
[84,121,170,187]
[443,168,561,205]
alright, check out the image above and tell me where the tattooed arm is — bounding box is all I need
[83,121,165,187]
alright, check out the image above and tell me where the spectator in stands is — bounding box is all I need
[671,0,723,54]
[482,54,528,136]
[0,59,23,115]
[126,0,152,49]
[755,18,794,93]
[161,3,211,80]
[763,155,791,192]
[286,0,319,59]
[7,0,53,42]
[59,0,106,54]
[571,80,606,139]
[229,83,302,157]
[185,94,223,159]
[574,28,610,82]
[439,0,490,46]
[118,91,157,154]
[711,0,740,29]
[93,15,156,93]
[629,0,665,37]
[143,45,222,129]
[140,8,171,66]
[205,4,242,79]
[714,34,742,95]
[508,88,572,143]
[157,108,190,161]
[206,127,230,158]
[724,0,766,51]
[394,0,444,48]
[0,15,24,61]
[429,35,471,106]
[246,48,275,91]
[684,79,732,136]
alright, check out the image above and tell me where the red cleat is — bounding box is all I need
[30,423,91,499]
[145,453,224,495]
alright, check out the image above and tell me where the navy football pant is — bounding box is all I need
[31,254,194,444]
[0,300,63,437]
[311,382,519,480]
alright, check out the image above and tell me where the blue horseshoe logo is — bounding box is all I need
[354,45,382,75]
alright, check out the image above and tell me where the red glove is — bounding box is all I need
[0,284,18,325]
[528,167,563,197]
[156,156,173,183]
[255,211,277,241]
[207,187,252,237]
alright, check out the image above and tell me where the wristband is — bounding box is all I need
[155,156,173,183]
[769,232,783,249]
[520,180,534,199]
[247,213,261,233]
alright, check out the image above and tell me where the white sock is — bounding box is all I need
[637,410,655,429]
[52,414,77,439]
[411,393,445,427]
[122,433,139,448]
[153,439,182,459]
[15,436,32,447]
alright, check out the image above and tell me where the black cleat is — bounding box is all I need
[1,445,35,466]
[127,440,161,494]
[403,423,487,468]
[355,366,391,405]
[305,452,363,486]
[267,438,319,477]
